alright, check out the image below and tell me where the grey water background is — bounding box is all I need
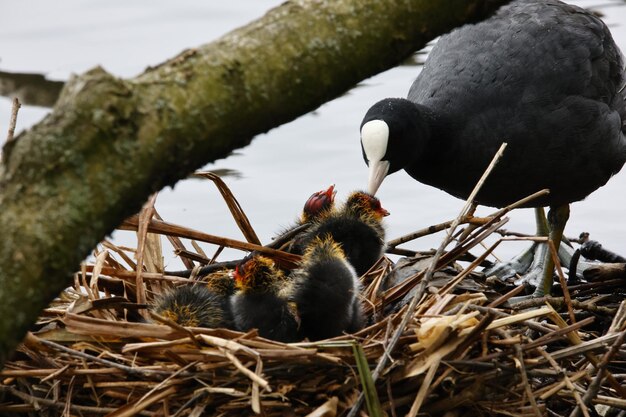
[1,0,625,270]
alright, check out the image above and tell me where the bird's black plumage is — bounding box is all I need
[229,255,299,342]
[292,191,388,276]
[290,236,364,341]
[361,0,626,208]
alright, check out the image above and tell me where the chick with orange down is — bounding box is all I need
[273,184,336,252]
[229,255,299,342]
[153,284,233,329]
[204,269,235,297]
[293,191,388,276]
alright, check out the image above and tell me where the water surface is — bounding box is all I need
[1,0,625,268]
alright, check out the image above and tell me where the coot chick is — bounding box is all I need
[153,284,233,328]
[301,184,336,224]
[360,0,626,295]
[290,236,364,340]
[293,191,388,276]
[272,185,337,252]
[204,269,236,296]
[229,255,299,342]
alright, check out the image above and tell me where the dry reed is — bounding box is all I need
[1,172,625,417]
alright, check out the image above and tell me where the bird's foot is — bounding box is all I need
[483,242,539,283]
[483,240,596,286]
[506,279,552,305]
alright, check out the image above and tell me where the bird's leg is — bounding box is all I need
[532,204,570,297]
[535,205,550,236]
[509,207,552,287]
[485,205,593,291]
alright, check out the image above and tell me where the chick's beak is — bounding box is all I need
[367,159,390,195]
[324,184,337,202]
[232,266,242,283]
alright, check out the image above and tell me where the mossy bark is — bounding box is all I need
[0,0,509,365]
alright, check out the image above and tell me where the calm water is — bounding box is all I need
[1,0,626,269]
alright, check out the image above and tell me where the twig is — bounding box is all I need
[0,385,132,415]
[221,348,270,390]
[154,211,195,269]
[347,143,509,417]
[194,171,261,245]
[34,337,175,377]
[387,220,454,248]
[538,349,589,414]
[173,248,210,264]
[510,296,616,315]
[407,356,440,417]
[120,215,301,268]
[549,240,576,324]
[488,284,526,308]
[267,223,309,249]
[547,304,626,397]
[512,335,542,417]
[569,329,626,417]
[387,186,549,253]
[450,312,495,359]
[135,194,158,318]
[166,260,239,277]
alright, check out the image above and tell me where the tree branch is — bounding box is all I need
[0,0,509,365]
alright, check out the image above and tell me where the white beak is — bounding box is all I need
[367,159,390,195]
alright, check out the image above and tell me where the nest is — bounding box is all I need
[2,172,626,417]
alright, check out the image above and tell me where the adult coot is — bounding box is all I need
[360,0,626,295]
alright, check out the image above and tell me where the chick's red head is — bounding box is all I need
[346,191,390,221]
[233,255,284,291]
[301,184,336,223]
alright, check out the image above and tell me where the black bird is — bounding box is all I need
[360,0,626,295]
[152,284,233,328]
[290,236,364,341]
[229,255,299,342]
[293,191,389,276]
